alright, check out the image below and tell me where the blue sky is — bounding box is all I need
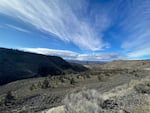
[0,0,150,61]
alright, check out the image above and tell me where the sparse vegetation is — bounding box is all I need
[98,75,102,81]
[134,82,150,94]
[4,91,15,105]
[37,81,42,88]
[59,76,65,83]
[29,83,36,90]
[5,91,14,101]
[63,89,103,113]
[41,79,50,89]
[85,74,91,78]
[70,78,76,85]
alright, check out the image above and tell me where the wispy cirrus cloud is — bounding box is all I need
[127,48,150,59]
[22,48,123,61]
[122,30,150,58]
[0,0,112,51]
[5,24,30,33]
[120,0,150,58]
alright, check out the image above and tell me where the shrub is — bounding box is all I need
[37,81,42,88]
[4,91,15,105]
[70,78,76,85]
[30,83,36,90]
[63,89,103,113]
[41,79,50,89]
[105,73,110,76]
[134,73,139,77]
[59,76,65,83]
[86,74,91,78]
[5,91,14,100]
[101,99,118,109]
[98,76,102,81]
[134,82,150,94]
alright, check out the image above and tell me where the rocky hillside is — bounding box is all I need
[0,48,87,85]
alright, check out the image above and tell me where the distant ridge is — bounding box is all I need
[102,59,150,69]
[0,48,87,85]
[68,60,108,65]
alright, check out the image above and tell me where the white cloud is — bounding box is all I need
[21,48,123,61]
[5,24,30,33]
[22,48,79,60]
[122,29,150,59]
[0,0,111,51]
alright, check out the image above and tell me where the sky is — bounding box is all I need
[0,0,150,61]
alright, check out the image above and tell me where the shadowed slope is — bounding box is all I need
[0,48,87,85]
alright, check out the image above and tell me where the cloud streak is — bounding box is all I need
[22,48,123,61]
[5,24,30,33]
[120,0,150,58]
[0,0,111,51]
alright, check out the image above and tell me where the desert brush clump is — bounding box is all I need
[29,83,36,90]
[58,76,66,83]
[3,91,15,106]
[70,78,76,85]
[29,79,51,90]
[134,81,150,94]
[63,89,103,113]
[41,79,50,89]
[98,75,102,81]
